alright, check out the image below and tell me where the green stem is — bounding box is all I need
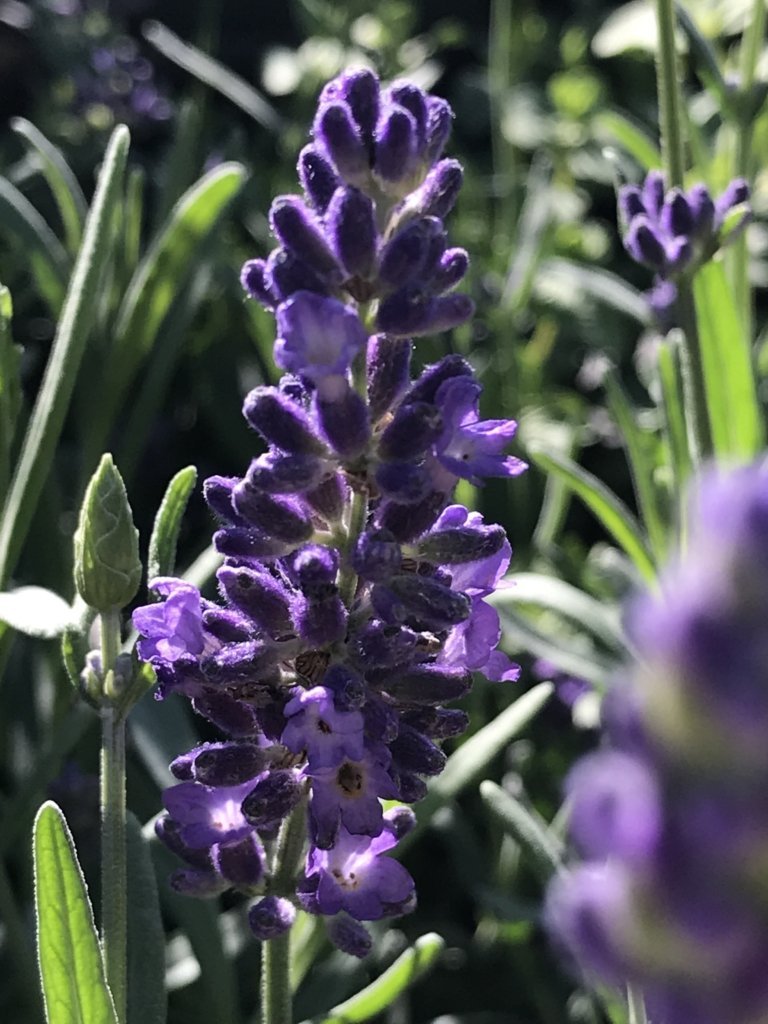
[654,0,712,459]
[99,608,127,1023]
[261,806,308,1024]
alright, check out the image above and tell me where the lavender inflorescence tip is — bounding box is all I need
[546,464,768,1024]
[133,69,524,958]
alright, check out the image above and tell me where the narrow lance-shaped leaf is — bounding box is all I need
[529,446,657,584]
[147,466,198,587]
[0,586,76,638]
[33,801,119,1024]
[126,813,166,1024]
[480,780,564,881]
[0,285,21,498]
[10,117,88,255]
[0,176,68,311]
[300,933,445,1024]
[0,124,130,589]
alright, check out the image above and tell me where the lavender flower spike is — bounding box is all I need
[134,67,525,961]
[547,464,768,1023]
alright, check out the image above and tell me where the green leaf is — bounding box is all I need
[403,683,553,849]
[657,336,692,497]
[300,933,445,1024]
[693,259,763,460]
[87,162,245,465]
[529,446,657,583]
[0,586,76,638]
[592,109,661,170]
[0,175,69,311]
[11,118,88,255]
[143,20,283,133]
[147,466,197,586]
[480,780,564,881]
[539,257,651,325]
[604,373,668,559]
[489,572,626,652]
[33,801,119,1024]
[126,813,166,1024]
[0,124,130,590]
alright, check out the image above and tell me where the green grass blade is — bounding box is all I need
[34,801,119,1024]
[147,466,198,586]
[693,259,763,459]
[126,813,166,1024]
[0,285,21,498]
[144,20,284,133]
[604,373,668,559]
[657,337,692,528]
[0,124,129,589]
[300,933,445,1024]
[10,117,88,255]
[489,571,626,652]
[592,110,661,170]
[480,780,564,880]
[0,586,76,637]
[529,446,657,583]
[0,175,69,311]
[539,258,651,325]
[87,162,245,464]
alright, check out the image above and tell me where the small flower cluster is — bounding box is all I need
[546,465,768,1024]
[618,170,750,328]
[134,69,523,958]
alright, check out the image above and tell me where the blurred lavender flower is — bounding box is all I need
[134,69,524,958]
[546,464,768,1024]
[618,171,750,330]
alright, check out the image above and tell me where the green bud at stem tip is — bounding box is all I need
[73,454,141,612]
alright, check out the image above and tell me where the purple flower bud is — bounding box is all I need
[314,102,368,183]
[192,690,259,737]
[618,184,645,224]
[155,815,213,870]
[402,706,469,739]
[395,771,428,803]
[314,384,371,459]
[249,895,296,940]
[298,145,340,213]
[432,247,469,293]
[353,529,402,581]
[245,451,329,494]
[339,68,380,139]
[424,97,453,164]
[213,526,292,561]
[170,867,228,898]
[275,292,368,384]
[376,664,472,705]
[361,697,400,743]
[326,914,372,958]
[232,485,314,545]
[306,473,347,523]
[192,742,266,787]
[374,573,470,630]
[404,354,473,405]
[384,804,417,840]
[202,607,253,643]
[376,491,449,543]
[350,621,419,670]
[378,402,442,460]
[366,335,412,420]
[417,524,506,564]
[375,461,432,503]
[687,183,715,238]
[660,189,695,238]
[642,169,666,217]
[389,723,446,776]
[413,159,463,218]
[295,591,348,647]
[242,386,326,456]
[291,544,339,590]
[203,475,242,524]
[625,217,669,270]
[241,769,303,828]
[374,105,418,185]
[664,236,692,273]
[202,639,279,686]
[241,259,276,308]
[267,248,329,301]
[378,217,444,291]
[217,565,294,637]
[389,82,428,144]
[376,284,434,336]
[566,751,661,863]
[326,186,377,280]
[211,832,266,886]
[269,196,340,279]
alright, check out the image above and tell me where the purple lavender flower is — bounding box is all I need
[546,464,768,1023]
[134,68,524,960]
